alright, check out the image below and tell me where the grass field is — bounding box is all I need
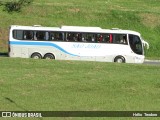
[0,0,160,58]
[0,57,160,120]
[0,0,160,120]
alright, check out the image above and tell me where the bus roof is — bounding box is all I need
[10,25,141,36]
[61,26,102,31]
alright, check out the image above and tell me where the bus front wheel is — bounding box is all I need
[114,56,125,63]
[44,53,55,59]
[31,52,42,59]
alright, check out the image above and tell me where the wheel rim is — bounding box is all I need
[33,56,40,59]
[117,58,123,63]
[45,56,52,59]
[114,56,125,63]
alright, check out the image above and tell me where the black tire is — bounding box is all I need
[31,52,42,59]
[114,56,125,63]
[43,53,55,59]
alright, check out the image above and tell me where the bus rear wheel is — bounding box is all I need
[31,52,42,59]
[44,53,55,59]
[114,56,125,63]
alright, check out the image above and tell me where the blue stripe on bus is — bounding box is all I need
[10,41,78,56]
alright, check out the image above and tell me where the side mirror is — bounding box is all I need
[142,40,149,49]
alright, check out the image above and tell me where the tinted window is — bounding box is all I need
[13,30,23,40]
[36,31,46,40]
[66,32,80,42]
[129,34,143,55]
[24,31,34,40]
[13,30,129,45]
[50,32,64,41]
[112,34,127,44]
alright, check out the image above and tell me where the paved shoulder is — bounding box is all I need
[144,59,160,65]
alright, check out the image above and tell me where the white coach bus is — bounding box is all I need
[9,25,149,63]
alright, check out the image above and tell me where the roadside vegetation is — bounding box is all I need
[0,0,33,12]
[0,1,160,120]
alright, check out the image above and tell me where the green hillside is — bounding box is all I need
[0,0,160,58]
[0,1,160,120]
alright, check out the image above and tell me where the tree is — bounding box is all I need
[0,0,33,12]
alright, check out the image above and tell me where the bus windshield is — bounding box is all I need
[129,34,143,55]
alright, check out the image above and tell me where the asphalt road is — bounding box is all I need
[0,53,8,57]
[144,60,160,65]
[0,53,160,65]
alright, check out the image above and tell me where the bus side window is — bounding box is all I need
[50,32,63,41]
[87,33,95,42]
[118,34,127,44]
[36,31,45,41]
[112,34,127,44]
[50,32,55,41]
[112,34,119,43]
[66,33,71,41]
[73,33,80,42]
[75,33,81,42]
[55,32,62,41]
[99,34,103,43]
[59,32,63,41]
[13,30,23,40]
[81,33,87,42]
[96,34,103,43]
[100,34,107,43]
[24,31,34,40]
[121,35,127,44]
[66,32,80,42]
